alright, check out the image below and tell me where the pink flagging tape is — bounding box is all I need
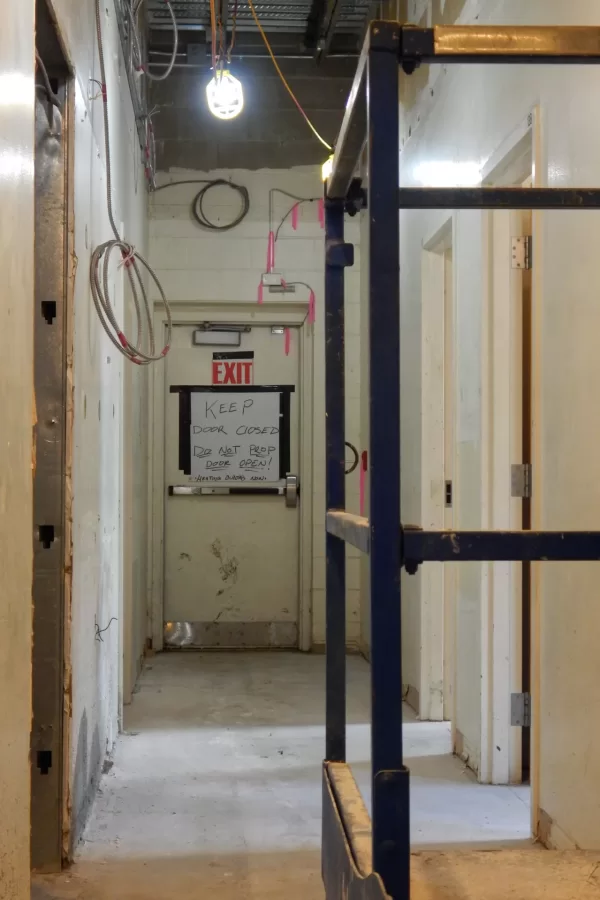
[308,289,316,324]
[291,203,299,231]
[257,281,264,305]
[284,327,291,356]
[267,231,275,272]
[318,198,325,229]
[360,451,368,517]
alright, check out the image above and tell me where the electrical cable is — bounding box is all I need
[153,179,250,231]
[268,188,319,242]
[246,0,333,151]
[209,0,218,68]
[127,0,179,82]
[91,0,172,365]
[228,0,239,61]
[35,50,60,128]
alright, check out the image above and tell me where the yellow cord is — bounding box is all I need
[246,0,333,152]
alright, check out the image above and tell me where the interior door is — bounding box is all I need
[163,324,300,649]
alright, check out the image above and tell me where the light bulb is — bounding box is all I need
[206,70,244,120]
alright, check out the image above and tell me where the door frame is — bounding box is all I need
[148,300,314,652]
[420,214,456,723]
[479,106,541,788]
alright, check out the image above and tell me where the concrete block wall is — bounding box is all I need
[149,166,362,646]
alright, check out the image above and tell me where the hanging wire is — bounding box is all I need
[209,0,218,68]
[127,0,179,82]
[91,0,172,365]
[268,188,320,241]
[246,0,333,151]
[35,50,60,129]
[227,0,239,61]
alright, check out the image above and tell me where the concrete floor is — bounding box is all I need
[33,652,600,899]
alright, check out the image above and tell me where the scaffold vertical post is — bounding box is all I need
[325,196,347,763]
[368,22,410,900]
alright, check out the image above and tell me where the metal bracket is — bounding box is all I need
[511,692,532,727]
[325,240,355,268]
[511,463,532,499]
[512,235,532,270]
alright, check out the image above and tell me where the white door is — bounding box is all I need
[163,323,300,649]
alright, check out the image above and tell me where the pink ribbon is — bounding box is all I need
[284,328,291,356]
[318,198,325,229]
[267,231,275,272]
[291,203,299,231]
[257,281,264,305]
[308,289,316,325]
[360,451,368,517]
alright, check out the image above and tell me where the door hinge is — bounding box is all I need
[511,692,531,728]
[512,235,532,270]
[511,463,532,499]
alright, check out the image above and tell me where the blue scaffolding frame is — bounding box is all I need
[322,21,600,900]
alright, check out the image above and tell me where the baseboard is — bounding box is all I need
[311,641,362,655]
[163,621,298,649]
[454,727,479,777]
[403,683,420,714]
[538,807,579,850]
[358,639,370,661]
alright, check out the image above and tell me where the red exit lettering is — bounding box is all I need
[212,359,254,386]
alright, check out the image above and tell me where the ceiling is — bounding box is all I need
[146,0,374,37]
[145,0,372,171]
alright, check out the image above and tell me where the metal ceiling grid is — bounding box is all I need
[147,0,373,32]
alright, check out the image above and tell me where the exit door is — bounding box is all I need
[163,324,301,648]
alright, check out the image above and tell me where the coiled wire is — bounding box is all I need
[92,0,172,365]
[153,178,250,232]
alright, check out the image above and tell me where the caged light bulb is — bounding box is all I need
[206,69,244,120]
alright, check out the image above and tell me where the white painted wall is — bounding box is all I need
[149,167,362,646]
[397,0,600,843]
[49,0,149,848]
[0,6,35,897]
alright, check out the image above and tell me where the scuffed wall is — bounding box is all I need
[148,166,362,646]
[0,5,35,898]
[49,0,150,850]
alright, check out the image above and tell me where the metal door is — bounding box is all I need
[163,323,301,648]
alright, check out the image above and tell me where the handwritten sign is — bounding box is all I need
[212,359,254,385]
[189,391,281,482]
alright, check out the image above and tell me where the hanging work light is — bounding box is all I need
[206,69,244,120]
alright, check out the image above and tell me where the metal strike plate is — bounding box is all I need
[511,463,532,499]
[511,692,531,728]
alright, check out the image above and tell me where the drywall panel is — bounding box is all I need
[0,5,35,896]
[49,0,150,850]
[399,0,600,836]
[149,167,362,647]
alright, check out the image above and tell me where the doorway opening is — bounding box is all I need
[149,302,315,654]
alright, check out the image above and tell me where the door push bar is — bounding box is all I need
[169,474,300,507]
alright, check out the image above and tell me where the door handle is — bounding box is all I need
[285,474,299,508]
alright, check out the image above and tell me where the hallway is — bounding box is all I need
[33,653,542,900]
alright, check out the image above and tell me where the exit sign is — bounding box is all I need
[212,358,254,385]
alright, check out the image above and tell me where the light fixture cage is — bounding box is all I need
[206,69,244,120]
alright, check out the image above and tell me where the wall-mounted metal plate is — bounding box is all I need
[511,692,531,728]
[511,463,532,499]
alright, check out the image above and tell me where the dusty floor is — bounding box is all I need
[33,652,600,899]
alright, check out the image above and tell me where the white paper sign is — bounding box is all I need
[190,391,281,482]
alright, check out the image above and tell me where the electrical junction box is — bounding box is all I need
[262,272,284,287]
